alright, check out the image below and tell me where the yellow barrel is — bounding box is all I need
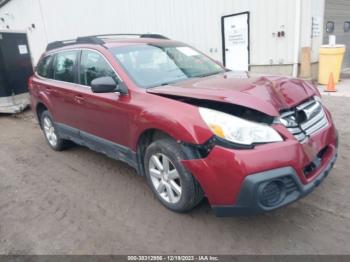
[318,45,346,84]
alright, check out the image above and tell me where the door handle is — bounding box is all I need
[74,95,85,104]
[44,86,59,95]
[225,48,229,51]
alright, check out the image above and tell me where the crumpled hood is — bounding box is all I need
[147,72,318,116]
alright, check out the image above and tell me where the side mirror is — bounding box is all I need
[90,76,128,95]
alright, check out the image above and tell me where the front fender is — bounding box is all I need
[129,105,213,151]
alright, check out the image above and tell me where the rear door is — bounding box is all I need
[50,50,82,128]
[35,50,84,131]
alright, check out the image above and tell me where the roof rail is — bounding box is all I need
[45,33,169,51]
[46,36,105,51]
[140,34,169,39]
[76,36,105,45]
[93,33,169,40]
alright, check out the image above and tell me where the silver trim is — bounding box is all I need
[287,127,302,134]
[280,111,294,118]
[36,73,92,90]
[36,47,123,90]
[294,133,307,142]
[304,117,328,136]
[302,102,322,120]
[296,99,315,110]
[281,98,329,143]
[300,108,325,130]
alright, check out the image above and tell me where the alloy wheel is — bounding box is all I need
[149,153,182,204]
[43,116,58,147]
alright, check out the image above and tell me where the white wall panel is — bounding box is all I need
[0,0,325,68]
[0,0,48,64]
[300,0,325,63]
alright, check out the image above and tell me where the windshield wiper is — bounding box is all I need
[153,77,192,87]
[160,82,172,86]
[195,71,223,78]
[147,80,181,88]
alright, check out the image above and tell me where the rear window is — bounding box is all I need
[36,55,53,78]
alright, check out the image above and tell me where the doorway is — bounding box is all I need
[221,12,250,71]
[0,31,33,113]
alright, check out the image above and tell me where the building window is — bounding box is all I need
[344,21,350,33]
[326,21,335,33]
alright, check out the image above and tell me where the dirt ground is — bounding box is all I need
[0,96,350,255]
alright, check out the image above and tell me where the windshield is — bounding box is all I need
[110,45,225,88]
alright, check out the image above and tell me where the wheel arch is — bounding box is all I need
[135,128,174,176]
[135,127,210,176]
[36,102,48,128]
[34,90,54,127]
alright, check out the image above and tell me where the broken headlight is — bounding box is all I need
[199,107,283,146]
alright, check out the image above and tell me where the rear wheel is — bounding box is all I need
[40,111,67,151]
[144,138,204,212]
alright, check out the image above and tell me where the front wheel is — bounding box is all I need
[144,138,204,213]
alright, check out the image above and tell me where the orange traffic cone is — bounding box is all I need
[325,73,336,92]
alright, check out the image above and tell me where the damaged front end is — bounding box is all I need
[157,95,284,159]
[145,76,337,215]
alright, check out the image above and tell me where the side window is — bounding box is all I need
[80,50,118,86]
[37,55,53,78]
[53,50,79,83]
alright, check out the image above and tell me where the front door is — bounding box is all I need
[73,49,135,165]
[75,50,130,146]
[222,12,250,71]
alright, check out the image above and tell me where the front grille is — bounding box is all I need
[280,98,329,143]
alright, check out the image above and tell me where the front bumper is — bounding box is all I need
[181,109,338,216]
[212,153,337,216]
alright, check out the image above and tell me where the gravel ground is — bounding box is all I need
[0,96,349,255]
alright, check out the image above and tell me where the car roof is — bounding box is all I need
[103,37,182,48]
[44,34,184,54]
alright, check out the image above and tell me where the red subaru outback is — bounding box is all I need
[29,34,338,216]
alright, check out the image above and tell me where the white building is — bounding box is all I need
[0,0,348,78]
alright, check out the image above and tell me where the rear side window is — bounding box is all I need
[36,55,53,78]
[79,50,118,86]
[53,50,79,83]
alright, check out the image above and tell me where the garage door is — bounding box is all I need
[324,0,350,69]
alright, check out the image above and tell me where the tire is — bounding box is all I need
[144,138,204,213]
[40,110,67,151]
